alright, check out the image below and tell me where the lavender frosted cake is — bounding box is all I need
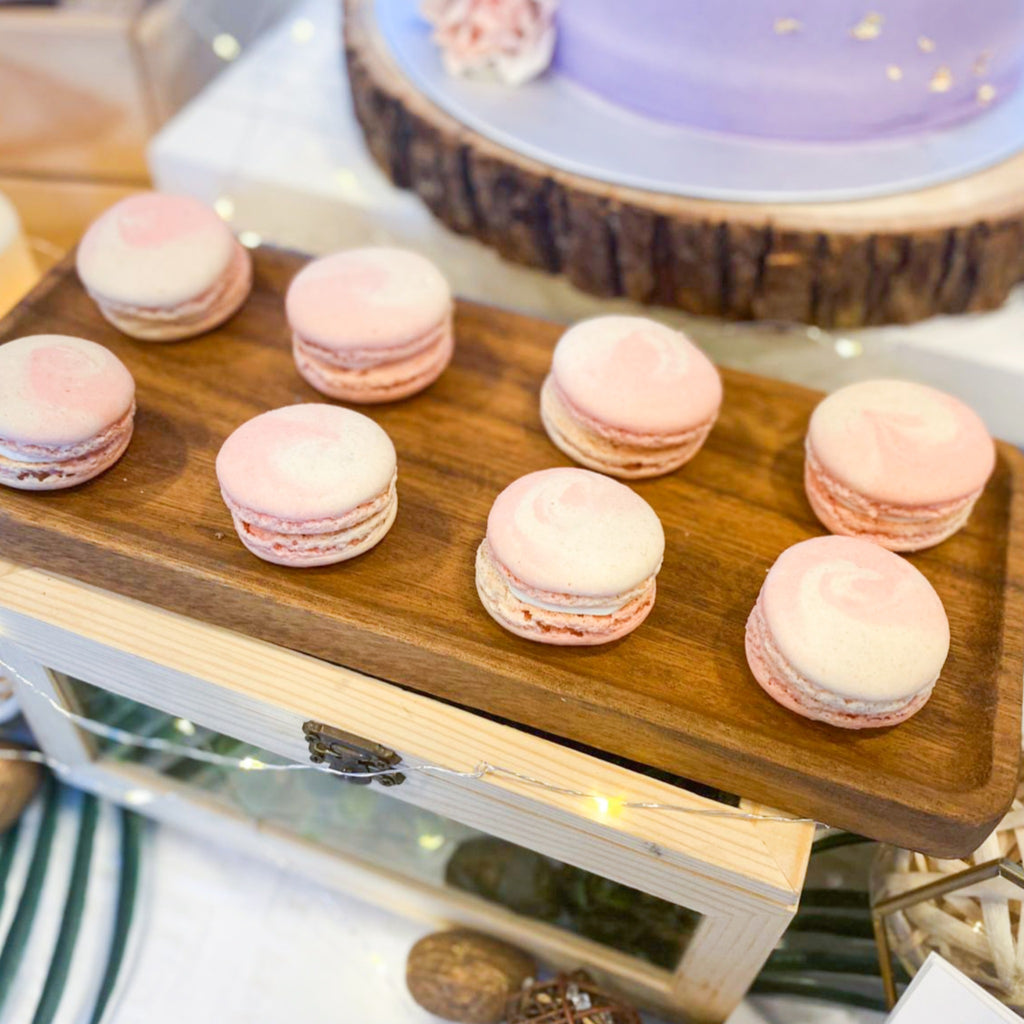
[552,0,1024,141]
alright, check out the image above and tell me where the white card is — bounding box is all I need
[887,952,1018,1023]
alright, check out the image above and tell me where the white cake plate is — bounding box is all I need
[378,0,1024,204]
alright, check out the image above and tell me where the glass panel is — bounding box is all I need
[60,674,702,969]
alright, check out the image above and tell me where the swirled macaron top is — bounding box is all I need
[486,467,664,596]
[0,335,135,447]
[808,380,995,505]
[286,248,451,350]
[216,404,396,522]
[550,316,722,434]
[760,535,949,701]
[77,193,238,309]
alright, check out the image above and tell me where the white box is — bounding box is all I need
[887,952,1017,1023]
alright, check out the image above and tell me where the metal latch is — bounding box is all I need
[302,721,406,787]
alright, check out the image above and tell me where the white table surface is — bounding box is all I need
[120,822,884,1024]
[112,808,888,1024]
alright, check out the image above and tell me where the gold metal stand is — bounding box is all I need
[872,857,1024,1009]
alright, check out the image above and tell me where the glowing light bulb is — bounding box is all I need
[592,796,625,818]
[213,33,241,62]
[291,18,315,43]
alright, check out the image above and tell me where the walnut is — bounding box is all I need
[0,744,41,833]
[406,929,535,1023]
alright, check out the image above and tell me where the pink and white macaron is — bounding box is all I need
[745,536,949,729]
[287,248,454,404]
[805,379,995,551]
[77,192,252,342]
[476,467,664,645]
[540,316,722,479]
[216,404,397,567]
[0,335,135,490]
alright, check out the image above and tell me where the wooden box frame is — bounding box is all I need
[0,558,813,1022]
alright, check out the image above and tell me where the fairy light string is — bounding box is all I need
[0,657,818,827]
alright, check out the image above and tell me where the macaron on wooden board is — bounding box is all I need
[1,249,1022,857]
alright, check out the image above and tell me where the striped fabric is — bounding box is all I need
[0,775,142,1024]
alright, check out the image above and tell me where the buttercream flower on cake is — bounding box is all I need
[421,0,558,86]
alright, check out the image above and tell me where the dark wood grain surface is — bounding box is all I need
[1,249,1022,857]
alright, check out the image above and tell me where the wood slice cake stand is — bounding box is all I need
[345,0,1024,328]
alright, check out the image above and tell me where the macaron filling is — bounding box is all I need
[475,539,656,642]
[293,317,453,402]
[225,475,398,566]
[493,542,653,616]
[745,598,935,726]
[541,375,714,477]
[221,470,396,537]
[0,404,135,465]
[0,413,134,489]
[293,318,451,371]
[91,242,252,338]
[805,444,981,551]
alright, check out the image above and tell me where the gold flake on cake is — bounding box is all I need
[929,66,953,93]
[773,17,802,35]
[850,12,884,40]
[974,51,992,75]
[977,83,997,104]
[917,36,936,53]
[886,65,903,81]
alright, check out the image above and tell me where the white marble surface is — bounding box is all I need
[118,820,883,1024]
[119,823,449,1024]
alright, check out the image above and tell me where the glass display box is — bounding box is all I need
[0,558,814,1021]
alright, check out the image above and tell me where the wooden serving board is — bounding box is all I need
[2,250,1022,857]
